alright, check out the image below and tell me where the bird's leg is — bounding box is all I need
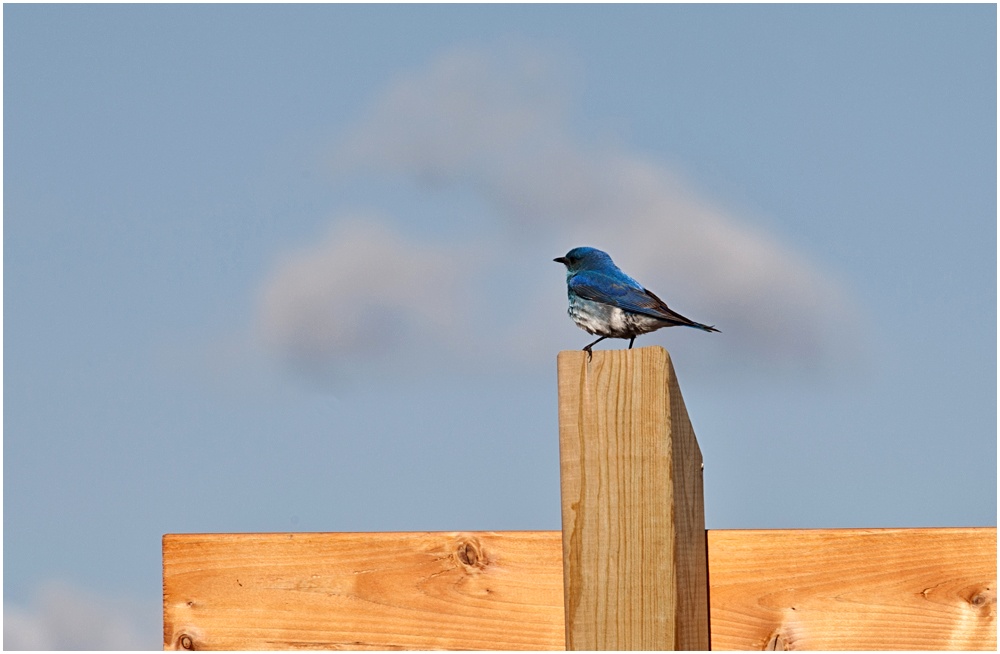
[582,336,607,361]
[628,337,635,349]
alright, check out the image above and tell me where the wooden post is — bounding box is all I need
[160,341,996,650]
[557,346,710,650]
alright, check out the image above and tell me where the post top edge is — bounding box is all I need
[556,345,671,360]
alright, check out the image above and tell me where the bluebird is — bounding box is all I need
[554,246,719,357]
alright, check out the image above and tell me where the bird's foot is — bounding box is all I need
[582,336,606,361]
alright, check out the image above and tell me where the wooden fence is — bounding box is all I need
[163,347,996,650]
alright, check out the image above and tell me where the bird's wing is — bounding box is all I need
[569,272,719,331]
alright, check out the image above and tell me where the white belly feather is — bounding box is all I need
[567,296,666,338]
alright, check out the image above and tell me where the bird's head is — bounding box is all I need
[554,246,615,273]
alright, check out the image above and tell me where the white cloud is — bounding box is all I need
[256,217,477,371]
[258,46,862,375]
[4,581,157,650]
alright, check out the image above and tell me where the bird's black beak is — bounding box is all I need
[554,256,569,265]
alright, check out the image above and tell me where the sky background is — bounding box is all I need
[4,4,996,649]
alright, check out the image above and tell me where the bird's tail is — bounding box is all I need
[643,288,720,333]
[662,314,719,332]
[691,322,720,333]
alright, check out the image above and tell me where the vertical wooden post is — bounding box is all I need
[557,346,709,650]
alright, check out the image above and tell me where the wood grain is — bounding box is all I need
[707,528,997,651]
[163,528,996,650]
[162,531,565,651]
[557,347,709,649]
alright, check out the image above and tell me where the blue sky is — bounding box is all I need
[4,5,996,649]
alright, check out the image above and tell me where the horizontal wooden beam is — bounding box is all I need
[164,527,996,651]
[706,528,996,650]
[163,531,564,651]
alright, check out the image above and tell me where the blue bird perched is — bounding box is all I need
[554,246,719,357]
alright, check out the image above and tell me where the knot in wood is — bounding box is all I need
[179,634,195,650]
[764,631,789,651]
[966,585,995,616]
[456,538,487,569]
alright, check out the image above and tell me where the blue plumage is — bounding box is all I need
[554,246,719,356]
